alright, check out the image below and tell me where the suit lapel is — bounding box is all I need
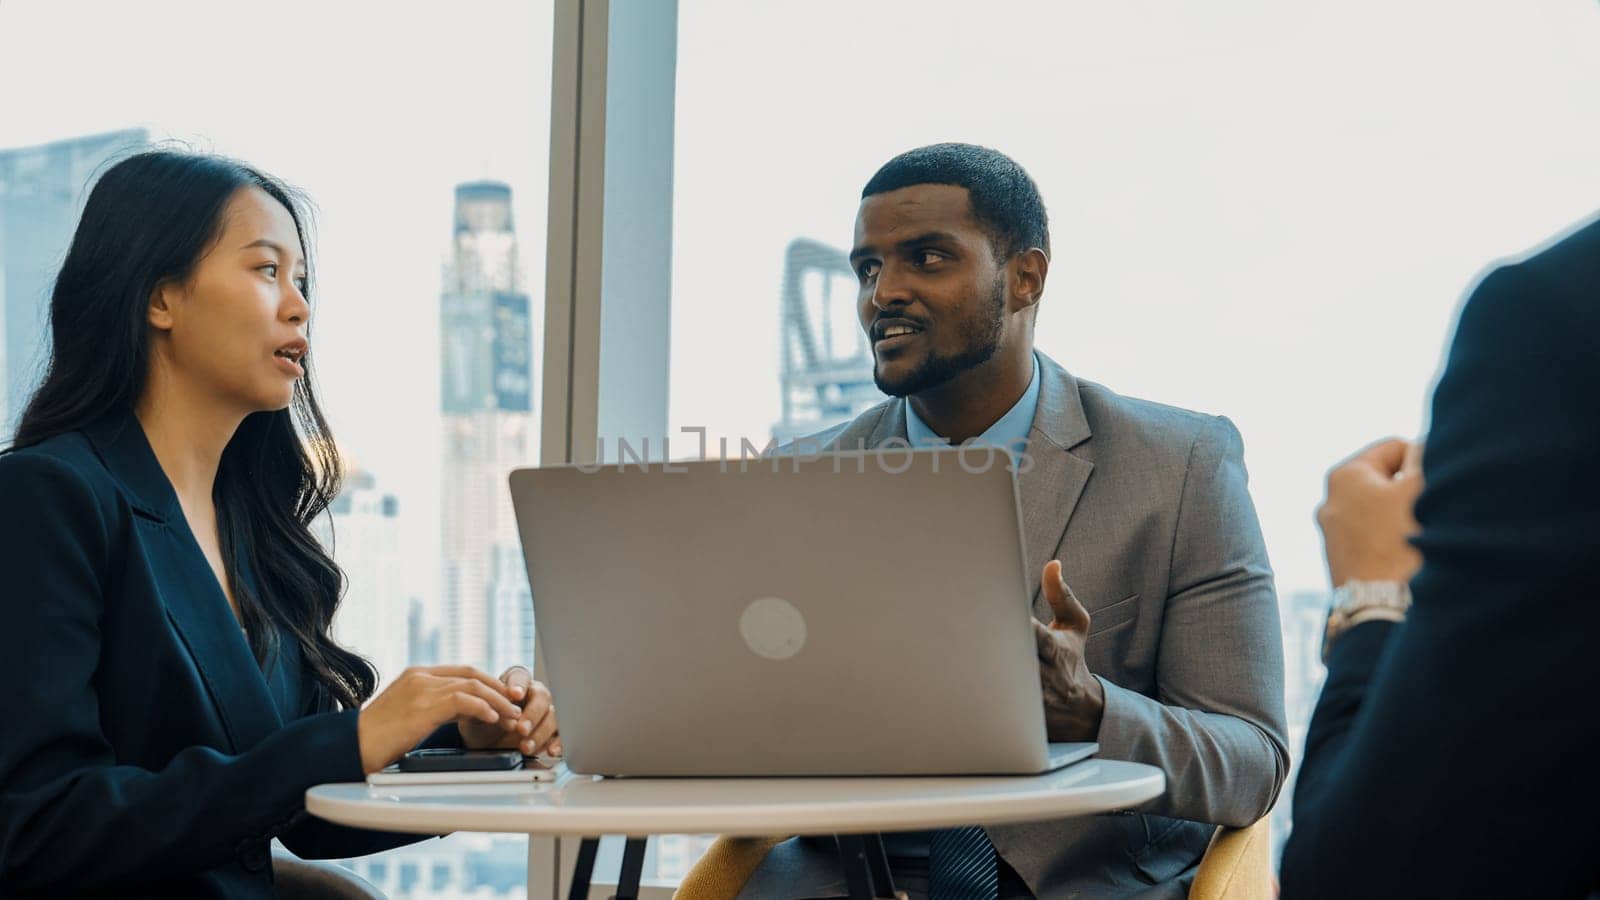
[85,414,285,753]
[1017,355,1095,620]
[815,399,902,452]
[865,400,906,448]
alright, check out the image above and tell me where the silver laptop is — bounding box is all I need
[508,448,1095,777]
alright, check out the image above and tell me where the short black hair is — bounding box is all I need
[862,142,1050,260]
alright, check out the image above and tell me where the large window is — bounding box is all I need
[664,0,1600,867]
[7,0,1600,894]
[1,2,552,896]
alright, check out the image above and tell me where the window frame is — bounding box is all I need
[536,0,679,895]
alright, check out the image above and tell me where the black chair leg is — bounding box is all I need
[567,837,600,900]
[613,837,648,900]
[863,833,897,898]
[835,834,874,900]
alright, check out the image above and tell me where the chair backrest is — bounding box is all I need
[1188,818,1273,900]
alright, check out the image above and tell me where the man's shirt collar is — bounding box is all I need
[904,351,1041,454]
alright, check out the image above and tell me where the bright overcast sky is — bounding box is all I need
[3,0,1599,604]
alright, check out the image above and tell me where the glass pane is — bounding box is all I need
[667,0,1600,877]
[1,2,552,896]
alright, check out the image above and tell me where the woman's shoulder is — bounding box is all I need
[2,429,102,474]
[0,432,120,517]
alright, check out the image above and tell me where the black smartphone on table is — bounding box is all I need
[398,748,524,772]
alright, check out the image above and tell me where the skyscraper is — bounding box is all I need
[439,182,535,676]
[0,129,147,438]
[321,468,409,689]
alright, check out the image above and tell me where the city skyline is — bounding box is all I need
[6,4,1596,636]
[0,124,1345,896]
[1,1,555,641]
[7,2,1596,893]
[319,467,410,692]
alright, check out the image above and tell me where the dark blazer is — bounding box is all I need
[1280,217,1600,897]
[0,414,451,897]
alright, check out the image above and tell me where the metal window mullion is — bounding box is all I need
[533,1,607,897]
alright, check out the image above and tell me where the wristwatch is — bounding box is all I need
[1322,580,1411,663]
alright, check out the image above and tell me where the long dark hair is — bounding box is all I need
[9,150,376,709]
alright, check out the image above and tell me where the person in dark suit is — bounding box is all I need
[0,151,561,897]
[1280,215,1600,897]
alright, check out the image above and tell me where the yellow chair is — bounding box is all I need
[674,836,786,900]
[1189,818,1274,900]
[674,819,1273,900]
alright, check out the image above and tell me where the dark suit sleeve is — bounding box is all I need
[1280,261,1600,898]
[0,453,372,892]
[1286,618,1395,814]
[276,718,463,860]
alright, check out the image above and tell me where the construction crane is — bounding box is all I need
[772,237,884,443]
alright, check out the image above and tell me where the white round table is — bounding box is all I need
[307,759,1163,899]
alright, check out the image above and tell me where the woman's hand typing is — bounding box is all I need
[459,666,562,757]
[355,666,525,774]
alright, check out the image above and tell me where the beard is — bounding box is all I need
[873,275,1007,398]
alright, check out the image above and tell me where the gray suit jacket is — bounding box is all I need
[756,353,1288,899]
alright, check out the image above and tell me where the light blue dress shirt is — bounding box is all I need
[904,351,1041,455]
